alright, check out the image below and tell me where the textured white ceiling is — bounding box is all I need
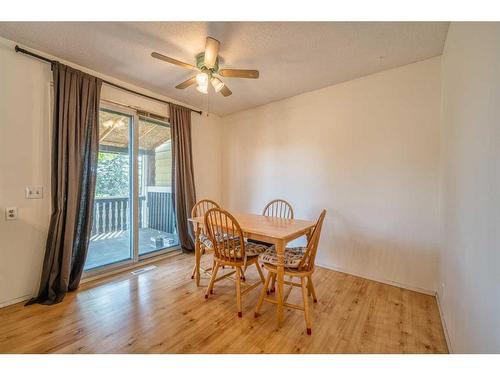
[0,22,448,115]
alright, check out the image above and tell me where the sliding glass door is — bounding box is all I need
[85,109,133,270]
[137,116,178,256]
[84,105,179,273]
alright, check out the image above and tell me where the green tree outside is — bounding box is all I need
[95,152,129,197]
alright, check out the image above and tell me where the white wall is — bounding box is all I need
[0,36,222,307]
[0,38,52,307]
[222,57,442,293]
[438,23,500,353]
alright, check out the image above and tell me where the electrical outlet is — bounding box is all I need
[5,207,18,221]
[25,186,43,199]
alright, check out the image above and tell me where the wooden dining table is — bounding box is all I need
[188,212,316,325]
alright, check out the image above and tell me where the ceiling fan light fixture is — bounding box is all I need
[195,72,209,94]
[210,76,225,93]
[196,72,209,86]
[196,84,208,94]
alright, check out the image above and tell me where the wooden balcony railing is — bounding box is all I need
[91,192,175,235]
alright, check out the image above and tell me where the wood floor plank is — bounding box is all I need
[0,253,448,354]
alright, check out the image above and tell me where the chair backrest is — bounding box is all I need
[262,199,294,219]
[191,199,220,218]
[204,208,245,263]
[191,199,220,235]
[298,209,327,271]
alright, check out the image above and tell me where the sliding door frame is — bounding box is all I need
[83,101,180,279]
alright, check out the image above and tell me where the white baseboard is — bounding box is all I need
[315,262,436,296]
[0,293,33,309]
[435,291,453,353]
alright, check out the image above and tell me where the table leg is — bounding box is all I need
[194,225,201,287]
[275,239,285,326]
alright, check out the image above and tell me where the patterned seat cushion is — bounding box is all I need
[199,233,240,249]
[199,233,214,248]
[259,246,306,268]
[218,242,270,259]
[240,243,270,257]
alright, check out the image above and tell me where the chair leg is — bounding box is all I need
[205,262,219,299]
[269,273,277,293]
[255,261,265,284]
[211,258,216,276]
[255,271,272,317]
[235,267,242,317]
[190,264,197,279]
[308,276,318,303]
[300,276,312,335]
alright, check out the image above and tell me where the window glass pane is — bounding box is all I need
[138,117,179,255]
[85,109,132,270]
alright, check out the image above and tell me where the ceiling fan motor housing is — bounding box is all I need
[196,52,219,73]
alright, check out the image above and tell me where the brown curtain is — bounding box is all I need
[169,103,197,251]
[28,62,102,305]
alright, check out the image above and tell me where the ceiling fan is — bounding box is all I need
[151,36,259,97]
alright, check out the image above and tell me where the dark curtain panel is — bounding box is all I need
[169,103,197,251]
[28,62,102,305]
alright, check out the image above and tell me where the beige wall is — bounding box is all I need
[0,36,222,306]
[0,38,52,307]
[439,23,500,353]
[222,57,442,293]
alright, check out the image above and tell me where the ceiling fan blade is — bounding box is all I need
[204,37,220,69]
[220,85,232,97]
[219,69,259,79]
[175,76,197,89]
[151,52,197,70]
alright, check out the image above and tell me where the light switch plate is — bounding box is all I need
[5,207,18,221]
[26,186,43,199]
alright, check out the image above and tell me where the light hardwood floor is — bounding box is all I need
[0,253,448,353]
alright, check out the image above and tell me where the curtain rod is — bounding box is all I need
[14,45,203,116]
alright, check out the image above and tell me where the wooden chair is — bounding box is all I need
[257,199,294,291]
[190,199,220,281]
[248,199,294,251]
[263,199,294,219]
[204,208,267,317]
[255,209,326,335]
